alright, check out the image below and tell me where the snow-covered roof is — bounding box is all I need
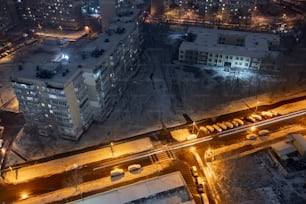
[292,134,306,155]
[271,141,296,160]
[180,27,280,59]
[73,172,193,204]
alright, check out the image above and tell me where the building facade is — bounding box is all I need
[179,27,280,70]
[15,0,84,31]
[0,0,18,34]
[162,0,255,23]
[11,64,92,140]
[11,8,143,140]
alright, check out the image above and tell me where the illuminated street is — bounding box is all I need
[0,0,306,203]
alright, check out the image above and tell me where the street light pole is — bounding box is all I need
[110,142,114,156]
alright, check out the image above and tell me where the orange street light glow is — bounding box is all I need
[21,193,28,200]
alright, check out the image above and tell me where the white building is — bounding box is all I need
[179,27,280,69]
[11,8,143,140]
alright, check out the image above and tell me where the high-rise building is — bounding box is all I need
[0,0,18,34]
[99,0,117,32]
[11,8,143,140]
[15,0,84,31]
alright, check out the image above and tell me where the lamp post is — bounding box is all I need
[255,100,260,113]
[58,25,63,36]
[110,142,114,156]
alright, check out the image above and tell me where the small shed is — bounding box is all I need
[271,141,296,160]
[291,134,306,158]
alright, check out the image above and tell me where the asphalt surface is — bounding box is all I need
[0,156,151,203]
[0,110,305,203]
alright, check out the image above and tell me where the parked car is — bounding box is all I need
[191,166,198,177]
[246,133,257,140]
[224,121,234,129]
[212,124,222,132]
[216,123,227,130]
[128,164,142,173]
[246,116,256,123]
[206,125,215,133]
[187,134,197,140]
[199,126,210,136]
[251,114,262,121]
[260,111,273,118]
[110,168,124,178]
[258,129,270,136]
[233,118,244,125]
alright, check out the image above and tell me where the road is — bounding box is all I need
[0,109,305,203]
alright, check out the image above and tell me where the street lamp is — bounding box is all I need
[250,126,257,132]
[38,24,42,33]
[20,193,28,200]
[58,25,63,35]
[255,101,260,113]
[110,142,114,156]
[192,121,198,133]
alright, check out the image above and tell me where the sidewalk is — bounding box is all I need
[3,138,153,184]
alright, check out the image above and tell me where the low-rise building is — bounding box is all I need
[11,8,143,140]
[291,134,306,158]
[179,27,280,70]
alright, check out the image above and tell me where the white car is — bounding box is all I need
[258,130,270,136]
[246,133,257,140]
[110,168,124,177]
[187,134,197,140]
[233,118,244,126]
[246,116,256,123]
[251,114,262,121]
[216,123,227,130]
[212,124,222,132]
[206,125,215,133]
[199,126,210,135]
[224,121,234,129]
[261,111,273,118]
[191,166,198,177]
[128,164,142,173]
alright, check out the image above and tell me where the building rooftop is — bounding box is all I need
[11,8,141,87]
[180,27,280,59]
[291,134,306,154]
[73,171,194,204]
[271,141,296,160]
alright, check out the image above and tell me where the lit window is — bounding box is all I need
[41,103,45,107]
[48,94,57,99]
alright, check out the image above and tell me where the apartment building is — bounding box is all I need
[179,27,280,69]
[0,0,18,34]
[162,0,255,22]
[76,9,143,120]
[11,62,92,140]
[11,8,142,140]
[15,0,83,31]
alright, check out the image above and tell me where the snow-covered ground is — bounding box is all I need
[14,164,183,204]
[4,137,153,184]
[2,25,306,165]
[209,149,306,204]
